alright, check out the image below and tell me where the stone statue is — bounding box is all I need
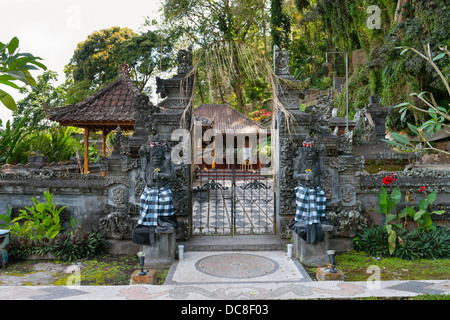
[133,136,178,246]
[289,136,330,244]
[177,45,193,75]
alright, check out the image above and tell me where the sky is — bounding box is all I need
[0,0,162,125]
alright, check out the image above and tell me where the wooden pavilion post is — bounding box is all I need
[102,129,107,158]
[101,128,107,176]
[84,127,89,174]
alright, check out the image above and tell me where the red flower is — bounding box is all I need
[419,186,426,192]
[383,176,393,185]
[382,173,396,185]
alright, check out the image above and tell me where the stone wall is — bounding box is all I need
[358,168,450,227]
[0,169,107,232]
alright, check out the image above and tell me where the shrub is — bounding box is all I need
[49,230,109,262]
[2,192,109,262]
[353,225,450,260]
[8,230,108,262]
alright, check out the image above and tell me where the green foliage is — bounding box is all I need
[12,70,67,129]
[1,192,108,262]
[353,225,450,260]
[116,29,175,94]
[1,118,88,165]
[271,0,292,49]
[28,126,83,163]
[7,191,65,240]
[162,0,271,113]
[49,230,108,262]
[376,173,444,255]
[8,230,108,262]
[383,45,450,155]
[0,36,47,111]
[65,26,176,104]
[0,111,31,164]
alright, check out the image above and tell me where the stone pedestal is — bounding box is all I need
[316,267,344,281]
[142,230,176,269]
[293,224,334,267]
[130,269,157,285]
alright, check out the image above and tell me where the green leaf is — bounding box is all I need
[391,186,402,203]
[433,52,446,61]
[400,48,409,55]
[7,37,19,55]
[414,210,425,221]
[387,228,396,255]
[426,191,437,204]
[407,123,419,135]
[386,214,396,224]
[394,102,410,109]
[390,132,413,146]
[381,139,415,150]
[402,207,416,219]
[0,89,17,111]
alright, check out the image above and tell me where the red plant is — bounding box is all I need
[419,186,426,192]
[382,173,396,185]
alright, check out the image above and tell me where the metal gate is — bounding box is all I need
[192,160,275,236]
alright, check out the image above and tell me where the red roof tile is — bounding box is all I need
[45,67,141,131]
[194,104,266,134]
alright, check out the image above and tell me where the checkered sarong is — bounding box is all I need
[294,185,326,225]
[138,186,175,226]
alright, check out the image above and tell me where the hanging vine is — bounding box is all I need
[177,39,297,133]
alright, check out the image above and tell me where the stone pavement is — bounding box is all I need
[0,250,448,301]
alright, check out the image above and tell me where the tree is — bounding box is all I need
[161,0,271,114]
[12,70,67,129]
[384,45,450,156]
[64,26,175,104]
[64,27,136,104]
[0,37,47,111]
[270,0,291,49]
[116,29,175,95]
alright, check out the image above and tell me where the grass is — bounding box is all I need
[1,254,169,286]
[302,250,450,300]
[303,251,450,282]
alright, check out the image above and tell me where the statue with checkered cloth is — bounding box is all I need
[289,136,331,244]
[133,136,178,246]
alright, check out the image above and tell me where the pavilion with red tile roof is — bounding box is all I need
[44,64,141,174]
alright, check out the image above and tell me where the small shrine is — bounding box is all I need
[44,64,141,174]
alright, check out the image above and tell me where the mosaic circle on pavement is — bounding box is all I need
[195,253,279,278]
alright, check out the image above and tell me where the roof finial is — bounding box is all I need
[119,62,130,76]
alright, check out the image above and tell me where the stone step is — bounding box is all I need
[179,235,288,252]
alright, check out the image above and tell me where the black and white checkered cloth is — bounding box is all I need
[138,186,175,226]
[294,185,326,225]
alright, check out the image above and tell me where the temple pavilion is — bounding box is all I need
[44,64,140,174]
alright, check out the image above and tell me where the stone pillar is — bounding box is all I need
[152,46,194,241]
[292,224,334,267]
[142,230,176,269]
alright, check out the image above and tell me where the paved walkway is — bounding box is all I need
[0,250,448,301]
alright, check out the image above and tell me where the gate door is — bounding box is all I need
[192,146,275,236]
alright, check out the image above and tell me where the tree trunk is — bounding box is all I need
[395,0,412,23]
